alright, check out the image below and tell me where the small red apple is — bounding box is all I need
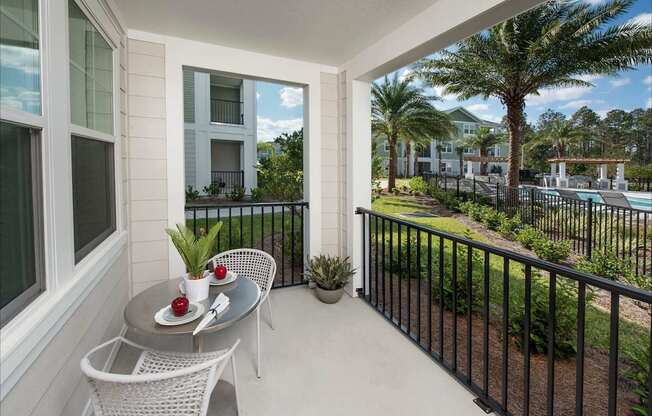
[171,296,189,316]
[215,265,228,280]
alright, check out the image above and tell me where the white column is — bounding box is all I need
[599,164,608,180]
[346,79,372,297]
[597,163,609,189]
[465,160,474,179]
[615,162,628,190]
[550,162,557,176]
[557,161,568,188]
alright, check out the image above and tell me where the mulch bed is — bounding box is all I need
[367,275,639,416]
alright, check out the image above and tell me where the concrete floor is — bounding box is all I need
[115,286,486,416]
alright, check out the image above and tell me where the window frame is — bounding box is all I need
[0,0,46,326]
[68,0,119,265]
[0,122,45,327]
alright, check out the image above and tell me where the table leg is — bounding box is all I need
[193,333,204,353]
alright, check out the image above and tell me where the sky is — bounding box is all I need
[254,0,650,141]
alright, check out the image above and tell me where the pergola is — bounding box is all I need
[463,155,508,178]
[547,157,630,190]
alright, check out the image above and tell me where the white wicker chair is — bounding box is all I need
[81,337,241,416]
[210,249,276,378]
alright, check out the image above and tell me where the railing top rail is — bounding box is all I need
[356,206,652,303]
[211,170,244,173]
[186,201,308,209]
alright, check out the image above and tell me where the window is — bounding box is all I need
[71,136,115,262]
[69,1,113,134]
[463,123,476,135]
[0,0,41,114]
[441,142,452,153]
[69,2,116,263]
[464,147,475,154]
[489,145,501,157]
[0,121,43,326]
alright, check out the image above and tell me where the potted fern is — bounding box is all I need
[165,222,222,302]
[305,255,356,304]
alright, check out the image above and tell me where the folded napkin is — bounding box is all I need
[193,293,230,335]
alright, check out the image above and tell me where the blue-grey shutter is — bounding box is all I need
[183,70,195,123]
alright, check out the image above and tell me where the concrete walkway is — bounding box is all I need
[115,286,486,416]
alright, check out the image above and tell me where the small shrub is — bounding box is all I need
[498,216,521,239]
[305,255,356,290]
[250,187,264,203]
[624,343,650,416]
[202,182,221,196]
[185,185,200,202]
[515,226,545,250]
[510,273,582,358]
[532,238,571,263]
[226,186,245,201]
[480,208,507,231]
[577,250,634,281]
[408,176,429,193]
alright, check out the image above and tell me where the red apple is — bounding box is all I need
[215,265,228,280]
[171,296,189,316]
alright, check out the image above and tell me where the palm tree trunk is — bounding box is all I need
[458,154,463,176]
[480,147,488,175]
[405,142,412,177]
[505,97,525,188]
[388,139,397,190]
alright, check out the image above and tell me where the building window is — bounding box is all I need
[69,1,113,134]
[463,123,477,135]
[441,142,452,153]
[0,121,43,326]
[464,147,475,154]
[0,0,41,114]
[71,136,115,263]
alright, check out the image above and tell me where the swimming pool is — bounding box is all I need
[540,189,652,211]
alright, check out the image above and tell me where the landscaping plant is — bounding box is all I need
[250,187,264,203]
[515,226,545,250]
[408,176,430,194]
[497,215,521,240]
[226,186,245,201]
[532,238,571,263]
[305,255,356,290]
[202,182,221,196]
[185,185,200,202]
[577,250,634,281]
[165,222,222,278]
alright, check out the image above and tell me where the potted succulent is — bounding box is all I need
[165,222,222,302]
[305,255,356,304]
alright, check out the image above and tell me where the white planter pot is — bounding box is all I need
[183,272,210,302]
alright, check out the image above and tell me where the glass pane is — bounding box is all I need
[0,0,41,114]
[69,2,113,134]
[0,121,37,310]
[72,136,115,262]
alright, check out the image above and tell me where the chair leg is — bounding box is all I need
[256,307,262,379]
[266,296,274,330]
[231,355,241,415]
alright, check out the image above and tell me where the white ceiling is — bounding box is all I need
[114,0,439,67]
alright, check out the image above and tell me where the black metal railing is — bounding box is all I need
[210,98,244,125]
[494,185,651,277]
[211,170,244,192]
[185,201,307,288]
[356,207,652,416]
[421,173,651,277]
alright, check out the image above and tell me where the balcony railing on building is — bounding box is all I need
[210,98,244,125]
[211,170,244,192]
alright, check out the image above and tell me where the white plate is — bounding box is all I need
[154,302,205,326]
[210,271,238,286]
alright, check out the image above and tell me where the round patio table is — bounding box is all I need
[124,276,261,352]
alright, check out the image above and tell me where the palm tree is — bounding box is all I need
[435,143,446,174]
[454,146,465,177]
[372,74,454,190]
[525,119,582,159]
[404,135,433,177]
[414,0,652,187]
[463,127,505,175]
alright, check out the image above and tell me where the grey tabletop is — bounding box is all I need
[124,276,261,336]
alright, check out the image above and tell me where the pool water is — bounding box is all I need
[541,189,651,211]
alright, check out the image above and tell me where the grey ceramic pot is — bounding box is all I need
[314,286,344,304]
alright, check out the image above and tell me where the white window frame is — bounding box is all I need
[0,0,126,399]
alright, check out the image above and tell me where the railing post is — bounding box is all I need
[444,175,448,193]
[529,187,535,225]
[473,177,476,202]
[586,198,593,259]
[456,176,460,198]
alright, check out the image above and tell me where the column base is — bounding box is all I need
[597,179,610,190]
[556,178,569,188]
[615,181,628,191]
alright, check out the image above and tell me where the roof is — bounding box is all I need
[444,106,503,127]
[547,158,631,164]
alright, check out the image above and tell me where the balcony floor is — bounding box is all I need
[114,286,486,416]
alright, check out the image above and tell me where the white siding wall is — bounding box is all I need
[320,72,341,256]
[338,71,348,256]
[127,39,170,295]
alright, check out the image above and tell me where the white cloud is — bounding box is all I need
[584,0,606,4]
[257,117,303,142]
[0,45,40,75]
[609,78,630,88]
[429,85,458,102]
[645,76,652,86]
[526,85,593,106]
[398,69,412,82]
[595,109,609,118]
[559,99,604,109]
[466,103,489,112]
[628,13,652,27]
[279,87,303,108]
[647,98,652,109]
